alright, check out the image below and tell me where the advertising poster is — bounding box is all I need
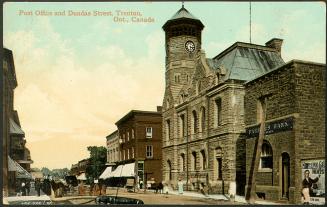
[301,159,325,205]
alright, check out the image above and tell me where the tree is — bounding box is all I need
[85,146,107,183]
[41,167,52,177]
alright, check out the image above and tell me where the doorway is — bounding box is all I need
[281,152,290,199]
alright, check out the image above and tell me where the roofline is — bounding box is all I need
[106,130,118,139]
[245,59,326,85]
[213,42,277,60]
[4,48,18,88]
[115,110,162,125]
[162,17,204,31]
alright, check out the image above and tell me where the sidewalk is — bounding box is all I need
[167,190,281,205]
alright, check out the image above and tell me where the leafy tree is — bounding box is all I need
[41,167,52,177]
[85,146,107,183]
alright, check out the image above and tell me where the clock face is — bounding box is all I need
[185,41,195,53]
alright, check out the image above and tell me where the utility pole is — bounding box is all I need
[245,94,271,204]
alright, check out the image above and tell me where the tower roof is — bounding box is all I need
[169,6,199,21]
[162,6,204,31]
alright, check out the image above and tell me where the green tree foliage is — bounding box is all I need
[86,146,107,183]
[41,167,52,177]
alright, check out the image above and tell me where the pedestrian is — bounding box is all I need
[26,181,31,196]
[158,182,164,194]
[302,170,320,205]
[21,181,26,196]
[178,178,184,194]
[35,179,41,196]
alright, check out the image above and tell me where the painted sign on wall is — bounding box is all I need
[301,159,325,205]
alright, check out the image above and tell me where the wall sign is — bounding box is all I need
[246,117,293,138]
[301,159,325,205]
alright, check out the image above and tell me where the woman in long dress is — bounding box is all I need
[178,179,183,194]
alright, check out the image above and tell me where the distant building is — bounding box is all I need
[106,130,119,166]
[112,107,163,188]
[70,158,90,176]
[244,60,325,204]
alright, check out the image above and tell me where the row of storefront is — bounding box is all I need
[2,48,34,196]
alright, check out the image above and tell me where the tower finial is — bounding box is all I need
[182,1,184,8]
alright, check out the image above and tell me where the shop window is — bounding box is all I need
[260,142,273,169]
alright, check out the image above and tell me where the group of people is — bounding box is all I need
[17,181,30,196]
[17,179,42,197]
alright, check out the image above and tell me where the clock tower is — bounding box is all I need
[162,5,204,104]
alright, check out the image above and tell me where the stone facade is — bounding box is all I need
[161,7,284,195]
[244,60,325,204]
[115,108,163,186]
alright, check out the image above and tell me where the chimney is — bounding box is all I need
[265,38,283,55]
[157,106,163,113]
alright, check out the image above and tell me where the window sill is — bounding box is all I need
[258,168,272,173]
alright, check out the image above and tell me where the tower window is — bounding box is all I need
[215,98,222,126]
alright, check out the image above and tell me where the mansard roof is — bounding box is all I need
[207,42,285,82]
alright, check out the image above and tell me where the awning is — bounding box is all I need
[77,172,87,180]
[110,165,123,177]
[121,163,135,177]
[31,171,44,179]
[9,118,25,135]
[8,156,32,179]
[99,166,112,179]
[108,163,135,178]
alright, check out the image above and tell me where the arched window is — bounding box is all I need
[192,110,198,134]
[200,150,207,170]
[192,151,197,171]
[180,153,185,172]
[179,114,185,138]
[260,141,273,169]
[166,119,171,142]
[200,107,206,132]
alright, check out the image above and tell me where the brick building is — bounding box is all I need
[161,6,285,195]
[70,158,90,176]
[244,60,325,204]
[113,108,163,188]
[106,130,119,166]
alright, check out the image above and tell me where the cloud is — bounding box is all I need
[4,16,165,169]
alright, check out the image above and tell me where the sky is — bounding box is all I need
[3,1,325,169]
